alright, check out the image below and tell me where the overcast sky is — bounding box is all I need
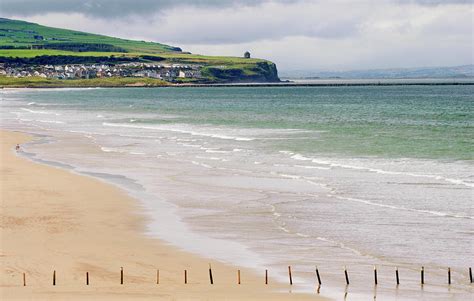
[2,0,472,71]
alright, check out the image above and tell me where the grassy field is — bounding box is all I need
[0,18,179,53]
[0,75,170,88]
[0,49,266,65]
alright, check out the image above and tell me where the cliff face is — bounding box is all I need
[202,61,280,83]
[256,62,280,82]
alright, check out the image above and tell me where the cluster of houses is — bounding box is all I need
[0,62,203,81]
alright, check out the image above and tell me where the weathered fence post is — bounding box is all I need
[156,269,160,284]
[265,269,268,285]
[184,270,187,284]
[86,272,89,285]
[470,267,473,283]
[374,266,378,285]
[23,273,26,287]
[209,264,214,285]
[421,266,424,285]
[237,270,241,285]
[344,266,349,285]
[53,270,56,286]
[120,267,123,285]
[288,266,293,285]
[315,266,322,286]
[448,267,451,285]
[396,267,400,285]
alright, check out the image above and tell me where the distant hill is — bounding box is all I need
[280,65,474,79]
[0,18,279,84]
[0,18,181,53]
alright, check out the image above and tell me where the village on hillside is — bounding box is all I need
[0,62,203,82]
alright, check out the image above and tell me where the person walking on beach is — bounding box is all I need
[15,144,20,152]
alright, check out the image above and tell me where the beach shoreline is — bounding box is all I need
[0,129,326,300]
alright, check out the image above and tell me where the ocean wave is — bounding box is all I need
[316,236,365,257]
[283,153,474,188]
[294,164,330,170]
[335,196,474,219]
[102,122,255,141]
[206,149,231,153]
[100,147,128,153]
[35,120,65,124]
[271,172,326,188]
[21,108,61,116]
[196,156,229,162]
[100,146,146,156]
[191,160,212,169]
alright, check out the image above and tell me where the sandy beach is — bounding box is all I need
[0,130,325,300]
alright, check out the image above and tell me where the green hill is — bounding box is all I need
[0,18,279,85]
[0,18,180,53]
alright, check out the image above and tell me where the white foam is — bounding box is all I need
[21,108,61,116]
[36,120,65,124]
[283,153,474,188]
[196,156,229,162]
[100,147,146,156]
[102,122,255,141]
[101,147,127,153]
[335,196,474,219]
[294,165,330,170]
[205,149,231,153]
[316,236,365,257]
[191,161,212,169]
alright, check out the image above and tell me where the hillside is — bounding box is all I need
[0,18,279,85]
[0,18,180,53]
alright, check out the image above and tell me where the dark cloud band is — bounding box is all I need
[2,0,470,18]
[1,0,281,17]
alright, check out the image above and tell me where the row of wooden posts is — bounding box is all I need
[22,265,473,287]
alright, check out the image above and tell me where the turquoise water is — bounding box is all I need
[15,86,474,160]
[1,86,473,301]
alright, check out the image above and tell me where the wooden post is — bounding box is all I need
[184,270,187,284]
[470,267,473,284]
[396,267,400,285]
[23,273,26,287]
[86,272,89,285]
[288,266,293,285]
[344,266,349,285]
[156,269,160,284]
[374,266,378,285]
[315,266,322,286]
[53,270,56,286]
[237,270,241,285]
[421,266,424,285]
[448,267,451,285]
[209,264,214,285]
[265,269,268,285]
[120,267,123,285]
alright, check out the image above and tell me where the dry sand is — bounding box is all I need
[0,130,327,300]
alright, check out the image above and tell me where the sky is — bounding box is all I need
[2,0,473,72]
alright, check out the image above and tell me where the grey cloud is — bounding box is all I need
[0,0,293,18]
[2,0,470,19]
[393,0,472,4]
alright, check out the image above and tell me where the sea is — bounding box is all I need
[1,83,473,300]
